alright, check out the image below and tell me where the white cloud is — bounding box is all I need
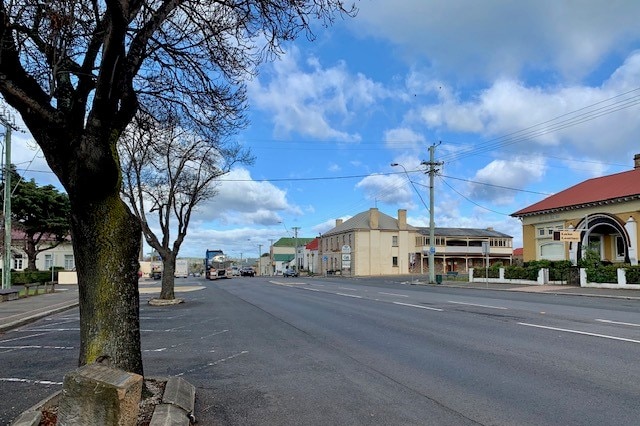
[469,157,546,205]
[197,168,298,225]
[248,47,389,141]
[355,173,414,208]
[352,1,640,82]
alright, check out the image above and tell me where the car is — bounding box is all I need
[231,266,241,276]
[283,268,298,277]
[240,267,255,277]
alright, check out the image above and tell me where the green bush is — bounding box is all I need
[11,269,60,284]
[625,266,640,284]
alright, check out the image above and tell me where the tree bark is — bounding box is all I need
[70,192,143,375]
[160,255,176,300]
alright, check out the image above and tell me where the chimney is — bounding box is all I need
[635,153,640,169]
[369,208,379,229]
[398,209,407,230]
[336,219,343,227]
[486,227,494,231]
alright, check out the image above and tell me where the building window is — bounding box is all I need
[615,235,625,260]
[13,254,23,270]
[392,235,398,247]
[64,255,75,270]
[540,243,564,260]
[392,256,398,267]
[44,254,53,269]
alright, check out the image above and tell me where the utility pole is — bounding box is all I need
[292,227,300,270]
[0,108,18,290]
[258,244,262,276]
[268,238,274,275]
[422,143,443,284]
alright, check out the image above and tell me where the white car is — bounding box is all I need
[231,266,241,276]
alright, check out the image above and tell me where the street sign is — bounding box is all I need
[342,245,351,254]
[481,241,489,255]
[323,256,328,262]
[429,246,436,254]
[341,254,351,261]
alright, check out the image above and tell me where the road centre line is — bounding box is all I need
[596,319,640,327]
[303,288,320,291]
[336,293,362,299]
[393,302,443,312]
[379,292,409,297]
[448,301,508,310]
[518,322,640,344]
[338,287,358,291]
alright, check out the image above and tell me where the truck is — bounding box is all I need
[174,259,189,278]
[205,249,232,280]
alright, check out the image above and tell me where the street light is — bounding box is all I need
[391,163,429,277]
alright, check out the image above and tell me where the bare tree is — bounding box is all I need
[0,0,356,374]
[121,111,252,300]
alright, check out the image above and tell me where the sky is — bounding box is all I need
[5,1,640,261]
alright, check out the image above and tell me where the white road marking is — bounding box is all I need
[595,319,640,327]
[379,292,409,297]
[518,323,640,344]
[393,302,443,312]
[336,293,363,299]
[0,345,73,350]
[207,350,249,366]
[338,287,358,291]
[0,333,48,342]
[0,378,62,385]
[448,301,508,310]
[303,288,320,292]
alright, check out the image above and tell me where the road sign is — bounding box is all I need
[429,246,436,254]
[342,245,351,254]
[323,256,328,262]
[341,254,351,261]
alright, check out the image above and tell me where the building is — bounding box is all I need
[319,208,513,276]
[271,237,315,275]
[7,229,74,272]
[414,227,513,273]
[511,154,640,265]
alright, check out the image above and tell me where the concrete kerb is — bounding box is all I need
[0,300,79,333]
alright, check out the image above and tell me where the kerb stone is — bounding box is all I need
[57,363,143,426]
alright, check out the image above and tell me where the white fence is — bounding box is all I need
[468,267,640,290]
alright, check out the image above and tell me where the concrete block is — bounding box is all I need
[162,376,195,413]
[57,363,143,426]
[149,404,190,426]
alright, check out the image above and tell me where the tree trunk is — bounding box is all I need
[70,192,143,375]
[160,255,176,300]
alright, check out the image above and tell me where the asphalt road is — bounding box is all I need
[1,276,640,425]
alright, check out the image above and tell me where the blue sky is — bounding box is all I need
[7,1,640,260]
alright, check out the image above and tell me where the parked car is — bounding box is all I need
[231,266,241,276]
[283,268,298,277]
[240,267,255,277]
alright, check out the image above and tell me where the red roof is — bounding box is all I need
[512,168,640,217]
[306,238,319,250]
[513,248,523,256]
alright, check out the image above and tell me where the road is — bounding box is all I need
[1,276,640,425]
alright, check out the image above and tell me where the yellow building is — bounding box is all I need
[511,154,640,266]
[319,208,513,276]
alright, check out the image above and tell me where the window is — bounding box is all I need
[64,255,75,270]
[13,254,23,270]
[392,256,398,267]
[392,235,398,247]
[540,243,564,260]
[615,235,625,260]
[44,254,53,269]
